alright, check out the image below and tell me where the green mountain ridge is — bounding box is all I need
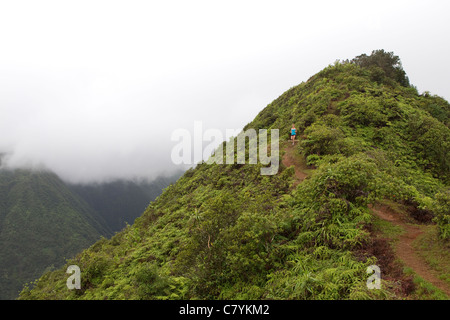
[68,174,183,233]
[19,50,450,300]
[0,167,180,299]
[0,168,111,299]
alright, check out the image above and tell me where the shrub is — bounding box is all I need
[432,190,450,240]
[300,123,344,156]
[134,263,170,299]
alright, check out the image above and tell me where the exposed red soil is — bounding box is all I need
[281,142,449,297]
[354,234,415,296]
[370,203,450,297]
[281,142,307,185]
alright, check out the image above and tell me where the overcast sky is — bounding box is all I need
[0,0,449,183]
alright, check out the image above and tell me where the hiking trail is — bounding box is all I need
[370,204,450,297]
[281,141,449,297]
[281,142,308,186]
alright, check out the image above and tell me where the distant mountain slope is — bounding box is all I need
[0,169,112,299]
[20,51,450,300]
[68,174,183,232]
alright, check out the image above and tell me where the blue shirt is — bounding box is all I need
[291,128,296,135]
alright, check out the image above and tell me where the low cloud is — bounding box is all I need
[1,1,449,183]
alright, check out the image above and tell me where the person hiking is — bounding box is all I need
[290,124,296,145]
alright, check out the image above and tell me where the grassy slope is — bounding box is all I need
[19,61,449,300]
[370,200,449,298]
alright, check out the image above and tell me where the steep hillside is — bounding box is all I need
[68,174,183,233]
[19,51,449,300]
[0,169,112,299]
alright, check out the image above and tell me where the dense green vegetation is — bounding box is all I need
[19,51,449,300]
[0,169,111,299]
[0,168,178,299]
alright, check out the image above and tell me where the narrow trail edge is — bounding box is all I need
[370,204,450,297]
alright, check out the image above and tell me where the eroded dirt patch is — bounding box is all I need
[370,204,450,297]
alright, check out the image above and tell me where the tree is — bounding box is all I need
[352,49,410,87]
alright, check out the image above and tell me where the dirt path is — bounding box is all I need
[281,141,449,296]
[370,204,450,297]
[281,142,308,186]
